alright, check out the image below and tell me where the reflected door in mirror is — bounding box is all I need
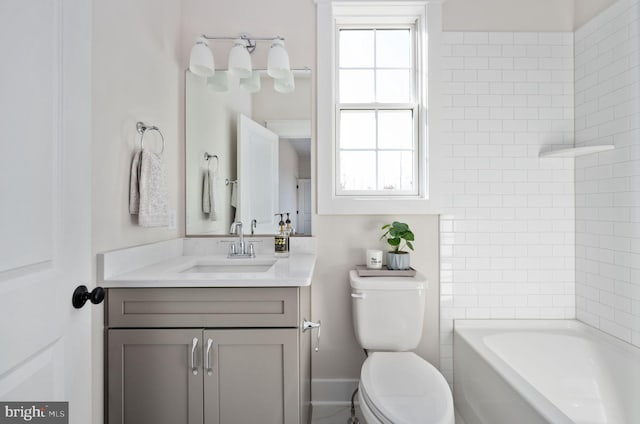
[237,114,279,234]
[296,179,311,235]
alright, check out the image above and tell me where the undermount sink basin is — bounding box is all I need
[180,259,277,273]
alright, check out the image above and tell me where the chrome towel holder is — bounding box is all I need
[204,152,219,171]
[137,121,165,154]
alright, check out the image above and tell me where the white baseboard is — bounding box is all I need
[311,378,360,406]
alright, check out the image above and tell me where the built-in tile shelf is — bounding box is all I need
[539,144,615,158]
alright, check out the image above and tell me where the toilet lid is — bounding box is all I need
[360,352,453,424]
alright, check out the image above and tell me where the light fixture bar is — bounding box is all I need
[200,34,284,54]
[189,33,295,93]
[200,35,284,41]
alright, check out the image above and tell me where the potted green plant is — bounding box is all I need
[380,221,414,270]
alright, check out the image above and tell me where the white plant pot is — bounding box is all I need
[387,252,410,270]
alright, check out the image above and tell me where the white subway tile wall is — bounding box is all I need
[574,0,640,348]
[439,31,577,384]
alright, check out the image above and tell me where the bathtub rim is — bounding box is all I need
[453,319,640,424]
[454,319,640,357]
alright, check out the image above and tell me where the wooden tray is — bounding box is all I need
[355,264,416,277]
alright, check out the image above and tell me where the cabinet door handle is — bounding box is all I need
[205,338,214,376]
[191,337,199,375]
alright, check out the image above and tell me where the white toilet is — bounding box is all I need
[350,270,454,424]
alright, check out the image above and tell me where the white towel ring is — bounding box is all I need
[137,121,165,154]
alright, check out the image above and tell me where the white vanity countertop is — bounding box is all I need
[100,254,316,288]
[98,238,317,288]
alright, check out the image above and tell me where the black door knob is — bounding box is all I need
[72,285,105,309]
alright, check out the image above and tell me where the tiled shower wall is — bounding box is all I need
[438,32,576,383]
[574,0,640,347]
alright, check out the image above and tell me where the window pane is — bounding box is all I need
[376,70,411,103]
[378,110,413,149]
[335,24,418,196]
[378,151,414,191]
[340,151,376,191]
[339,30,374,68]
[339,70,374,103]
[340,111,376,149]
[376,30,411,68]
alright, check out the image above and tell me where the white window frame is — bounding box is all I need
[335,24,419,196]
[317,0,444,215]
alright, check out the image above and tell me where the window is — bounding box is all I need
[336,27,419,196]
[317,1,437,214]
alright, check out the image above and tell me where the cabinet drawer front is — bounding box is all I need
[106,288,299,328]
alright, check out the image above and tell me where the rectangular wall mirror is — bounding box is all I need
[185,69,312,236]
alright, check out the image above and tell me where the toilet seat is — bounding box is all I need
[359,352,454,424]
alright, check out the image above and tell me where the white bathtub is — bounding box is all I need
[453,320,640,424]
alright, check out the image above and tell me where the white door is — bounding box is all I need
[0,0,93,422]
[296,179,312,235]
[237,114,279,234]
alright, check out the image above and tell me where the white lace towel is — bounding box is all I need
[129,149,141,214]
[202,169,217,221]
[137,149,169,227]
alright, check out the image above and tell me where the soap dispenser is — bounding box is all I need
[285,212,295,236]
[274,213,289,257]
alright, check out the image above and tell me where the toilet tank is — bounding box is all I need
[350,270,427,351]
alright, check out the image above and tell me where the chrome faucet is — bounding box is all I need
[228,221,254,258]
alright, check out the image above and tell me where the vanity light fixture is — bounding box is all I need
[228,38,253,78]
[189,36,215,77]
[188,34,292,88]
[273,71,295,94]
[240,71,261,93]
[267,39,291,79]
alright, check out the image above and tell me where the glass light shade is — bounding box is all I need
[207,71,228,92]
[273,71,295,94]
[240,71,261,93]
[267,39,290,79]
[228,39,252,78]
[189,37,215,77]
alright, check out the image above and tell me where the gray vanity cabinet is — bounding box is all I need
[105,287,311,424]
[107,329,204,424]
[203,329,298,424]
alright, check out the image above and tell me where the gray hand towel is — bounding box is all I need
[203,169,218,221]
[203,170,211,214]
[129,149,141,214]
